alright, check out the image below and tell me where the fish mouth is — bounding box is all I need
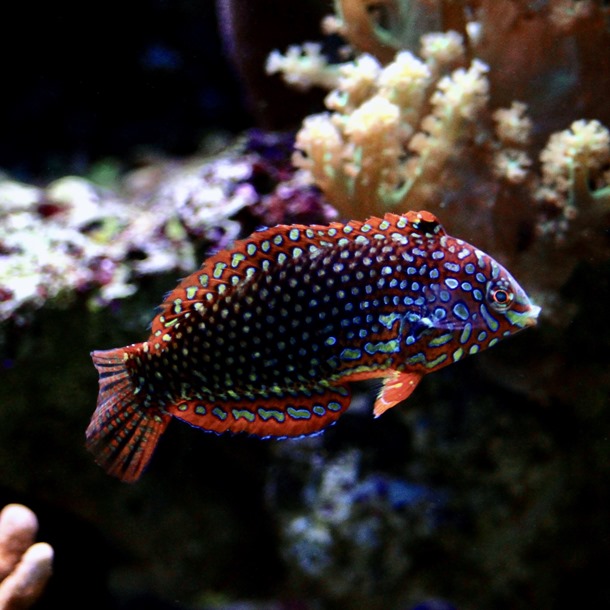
[523,304,541,328]
[507,303,541,328]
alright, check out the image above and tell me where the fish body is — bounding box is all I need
[87,211,540,481]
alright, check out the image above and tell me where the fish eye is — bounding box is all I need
[488,283,514,312]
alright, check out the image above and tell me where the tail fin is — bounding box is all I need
[86,347,170,482]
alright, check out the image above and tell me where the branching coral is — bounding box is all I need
[0,504,53,610]
[266,0,610,303]
[537,119,610,235]
[285,34,500,222]
[266,43,342,91]
[333,0,446,62]
[517,117,610,292]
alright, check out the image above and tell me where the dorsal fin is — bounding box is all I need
[148,211,444,339]
[400,210,445,237]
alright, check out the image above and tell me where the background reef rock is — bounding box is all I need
[2,1,610,609]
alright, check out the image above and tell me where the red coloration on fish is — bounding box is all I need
[87,211,540,481]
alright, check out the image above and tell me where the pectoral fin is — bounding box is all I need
[373,371,423,418]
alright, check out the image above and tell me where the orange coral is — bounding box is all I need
[0,504,53,610]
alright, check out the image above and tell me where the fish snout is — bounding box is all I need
[523,304,541,327]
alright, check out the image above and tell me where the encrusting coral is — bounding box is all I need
[0,147,251,322]
[0,132,335,325]
[0,504,53,610]
[268,444,444,601]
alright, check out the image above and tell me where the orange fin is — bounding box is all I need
[169,385,352,438]
[373,371,423,418]
[87,348,170,482]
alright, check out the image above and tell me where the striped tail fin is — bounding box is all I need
[86,347,170,482]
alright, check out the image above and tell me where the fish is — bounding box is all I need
[86,210,540,481]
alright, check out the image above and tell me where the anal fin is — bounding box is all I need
[373,371,423,418]
[169,385,352,438]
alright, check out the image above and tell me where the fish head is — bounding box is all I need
[413,239,540,364]
[482,268,541,331]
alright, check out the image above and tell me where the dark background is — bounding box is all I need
[0,1,247,180]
